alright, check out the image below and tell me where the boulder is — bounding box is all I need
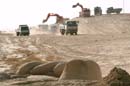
[16,61,43,75]
[59,59,102,80]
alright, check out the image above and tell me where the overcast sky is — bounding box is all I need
[0,0,129,31]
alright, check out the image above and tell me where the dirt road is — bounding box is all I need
[0,14,130,86]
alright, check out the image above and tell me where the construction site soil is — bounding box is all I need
[0,14,130,86]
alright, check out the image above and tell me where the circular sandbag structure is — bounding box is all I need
[53,61,66,77]
[59,59,102,80]
[16,61,43,75]
[30,61,60,76]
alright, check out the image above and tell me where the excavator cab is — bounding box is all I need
[72,3,90,17]
[16,25,30,36]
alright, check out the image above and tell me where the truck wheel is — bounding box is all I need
[16,32,19,36]
[70,33,73,35]
[75,32,77,35]
[116,11,120,14]
[66,32,68,35]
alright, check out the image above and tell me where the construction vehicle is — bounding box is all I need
[106,7,122,14]
[94,6,102,16]
[65,20,79,35]
[42,13,69,35]
[16,25,30,36]
[72,3,90,17]
[42,13,66,24]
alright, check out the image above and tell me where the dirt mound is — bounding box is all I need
[73,14,130,35]
[104,67,130,86]
[59,59,102,80]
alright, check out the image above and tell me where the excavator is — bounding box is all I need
[42,13,79,35]
[72,3,90,17]
[42,13,67,24]
[42,13,69,35]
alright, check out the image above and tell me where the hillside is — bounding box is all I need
[73,14,130,35]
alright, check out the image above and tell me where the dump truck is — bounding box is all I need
[106,7,122,14]
[72,3,90,17]
[94,6,102,16]
[16,25,30,36]
[65,20,79,35]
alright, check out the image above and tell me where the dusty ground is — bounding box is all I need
[0,14,130,86]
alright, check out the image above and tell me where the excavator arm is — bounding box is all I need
[42,13,51,23]
[42,13,63,23]
[72,3,84,12]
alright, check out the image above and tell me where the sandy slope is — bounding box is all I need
[73,14,130,35]
[0,14,130,86]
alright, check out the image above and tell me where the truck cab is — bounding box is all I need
[16,25,30,36]
[65,20,79,35]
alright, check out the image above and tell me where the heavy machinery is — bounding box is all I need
[94,6,102,16]
[106,7,122,14]
[72,3,90,17]
[16,25,30,36]
[42,13,66,24]
[42,13,69,35]
[65,20,79,35]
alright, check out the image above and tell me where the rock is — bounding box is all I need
[16,61,43,75]
[0,72,10,80]
[53,61,66,77]
[104,67,130,86]
[59,59,102,80]
[31,61,60,76]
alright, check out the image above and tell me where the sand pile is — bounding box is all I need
[104,67,130,86]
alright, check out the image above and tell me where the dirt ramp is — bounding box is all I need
[59,59,102,80]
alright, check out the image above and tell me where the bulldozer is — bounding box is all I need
[106,7,122,14]
[94,6,102,16]
[72,3,90,17]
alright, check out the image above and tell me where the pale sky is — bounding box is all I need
[0,0,129,31]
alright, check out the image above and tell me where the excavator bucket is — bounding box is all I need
[72,5,77,8]
[43,20,47,23]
